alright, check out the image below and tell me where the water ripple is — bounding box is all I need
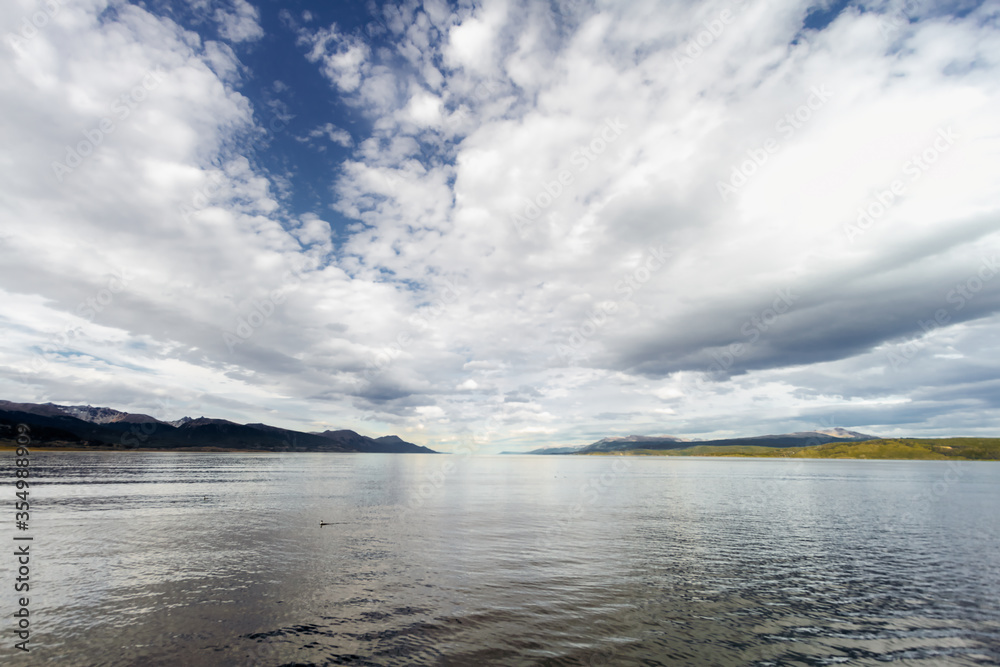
[1,454,998,666]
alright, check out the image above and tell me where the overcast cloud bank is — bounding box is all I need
[1,0,998,451]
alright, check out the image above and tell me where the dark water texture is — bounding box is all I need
[2,452,998,665]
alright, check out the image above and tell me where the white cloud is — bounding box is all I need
[301,25,370,93]
[3,0,1000,451]
[298,122,353,147]
[402,89,443,127]
[214,0,263,43]
[446,17,494,73]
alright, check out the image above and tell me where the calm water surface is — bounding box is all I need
[2,453,999,666]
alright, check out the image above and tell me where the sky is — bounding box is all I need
[1,0,998,453]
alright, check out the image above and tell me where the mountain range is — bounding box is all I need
[0,400,436,453]
[505,428,877,455]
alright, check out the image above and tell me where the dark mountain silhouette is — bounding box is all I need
[0,400,436,453]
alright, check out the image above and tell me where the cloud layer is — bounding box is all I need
[2,0,999,451]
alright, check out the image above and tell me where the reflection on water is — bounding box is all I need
[2,453,999,665]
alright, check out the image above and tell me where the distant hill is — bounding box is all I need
[512,445,590,455]
[506,429,1000,460]
[597,438,1000,461]
[509,429,879,455]
[0,400,436,454]
[576,429,877,453]
[503,434,691,455]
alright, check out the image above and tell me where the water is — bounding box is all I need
[2,452,999,666]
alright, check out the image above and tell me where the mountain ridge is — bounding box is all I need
[0,400,436,454]
[509,429,878,454]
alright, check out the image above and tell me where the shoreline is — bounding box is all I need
[0,443,354,454]
[0,444,441,454]
[3,445,998,461]
[0,446,293,453]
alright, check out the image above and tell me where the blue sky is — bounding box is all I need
[1,0,999,452]
[147,1,381,229]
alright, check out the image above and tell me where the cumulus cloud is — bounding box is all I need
[297,122,353,148]
[300,24,370,93]
[2,0,999,451]
[214,0,264,43]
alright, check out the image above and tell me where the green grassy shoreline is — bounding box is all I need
[584,438,1000,460]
